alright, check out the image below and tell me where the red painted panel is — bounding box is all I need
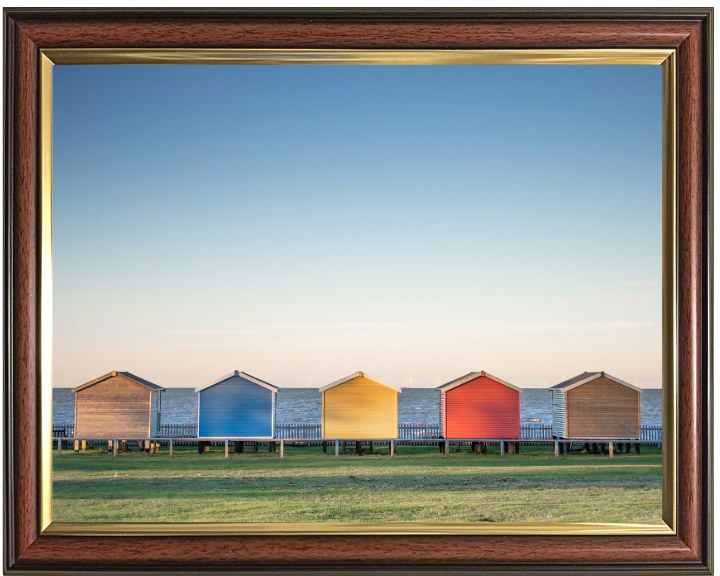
[444,376,520,439]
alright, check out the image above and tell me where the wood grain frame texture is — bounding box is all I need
[3,8,713,575]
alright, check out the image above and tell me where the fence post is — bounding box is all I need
[57,439,61,456]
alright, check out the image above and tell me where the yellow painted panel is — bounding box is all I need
[322,377,398,438]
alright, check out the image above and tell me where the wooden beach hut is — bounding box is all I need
[195,370,278,438]
[320,371,401,439]
[437,371,522,439]
[72,370,165,439]
[550,371,642,439]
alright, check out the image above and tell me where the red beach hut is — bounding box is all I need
[437,371,521,439]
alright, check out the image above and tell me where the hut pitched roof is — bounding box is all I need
[71,370,165,393]
[195,370,279,393]
[549,371,642,393]
[436,371,522,393]
[319,371,402,393]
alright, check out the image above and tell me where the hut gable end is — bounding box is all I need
[74,375,154,438]
[441,374,521,439]
[322,375,399,439]
[197,374,275,438]
[566,377,640,438]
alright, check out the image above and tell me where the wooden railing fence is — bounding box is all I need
[51,422,663,445]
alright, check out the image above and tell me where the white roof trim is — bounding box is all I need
[319,371,402,393]
[436,371,522,393]
[557,372,643,393]
[195,370,279,394]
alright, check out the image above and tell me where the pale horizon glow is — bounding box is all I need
[53,65,662,390]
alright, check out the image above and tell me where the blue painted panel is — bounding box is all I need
[198,376,274,437]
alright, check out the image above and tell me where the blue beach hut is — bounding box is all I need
[195,370,278,438]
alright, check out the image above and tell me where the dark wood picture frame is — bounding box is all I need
[4,8,713,574]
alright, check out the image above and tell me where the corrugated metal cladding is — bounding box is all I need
[198,376,274,437]
[552,390,566,437]
[322,376,398,438]
[444,375,520,439]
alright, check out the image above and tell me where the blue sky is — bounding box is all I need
[53,64,662,388]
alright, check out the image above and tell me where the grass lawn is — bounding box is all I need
[52,443,662,523]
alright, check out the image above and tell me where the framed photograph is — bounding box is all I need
[4,8,712,574]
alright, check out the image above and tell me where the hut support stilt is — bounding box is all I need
[169,439,173,458]
[269,442,276,453]
[280,440,284,459]
[322,441,327,454]
[635,443,640,454]
[583,442,590,453]
[112,439,118,458]
[508,442,515,454]
[500,441,505,457]
[81,440,87,452]
[438,441,444,454]
[626,443,631,453]
[335,439,339,458]
[57,440,62,456]
[445,440,450,456]
[455,442,461,452]
[609,442,614,457]
[356,441,363,456]
[554,441,559,458]
[593,443,599,454]
[225,439,229,459]
[471,441,480,454]
[369,441,373,452]
[235,441,244,454]
[480,442,487,454]
[390,440,395,458]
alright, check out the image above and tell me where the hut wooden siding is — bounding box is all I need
[321,372,399,439]
[72,371,164,438]
[438,372,521,439]
[196,371,278,438]
[551,372,641,439]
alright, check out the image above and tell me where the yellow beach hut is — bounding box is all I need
[320,371,401,439]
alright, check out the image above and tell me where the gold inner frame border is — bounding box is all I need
[39,48,677,537]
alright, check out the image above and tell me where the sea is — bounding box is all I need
[52,387,663,427]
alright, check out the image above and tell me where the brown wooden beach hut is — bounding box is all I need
[72,370,165,439]
[550,371,641,440]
